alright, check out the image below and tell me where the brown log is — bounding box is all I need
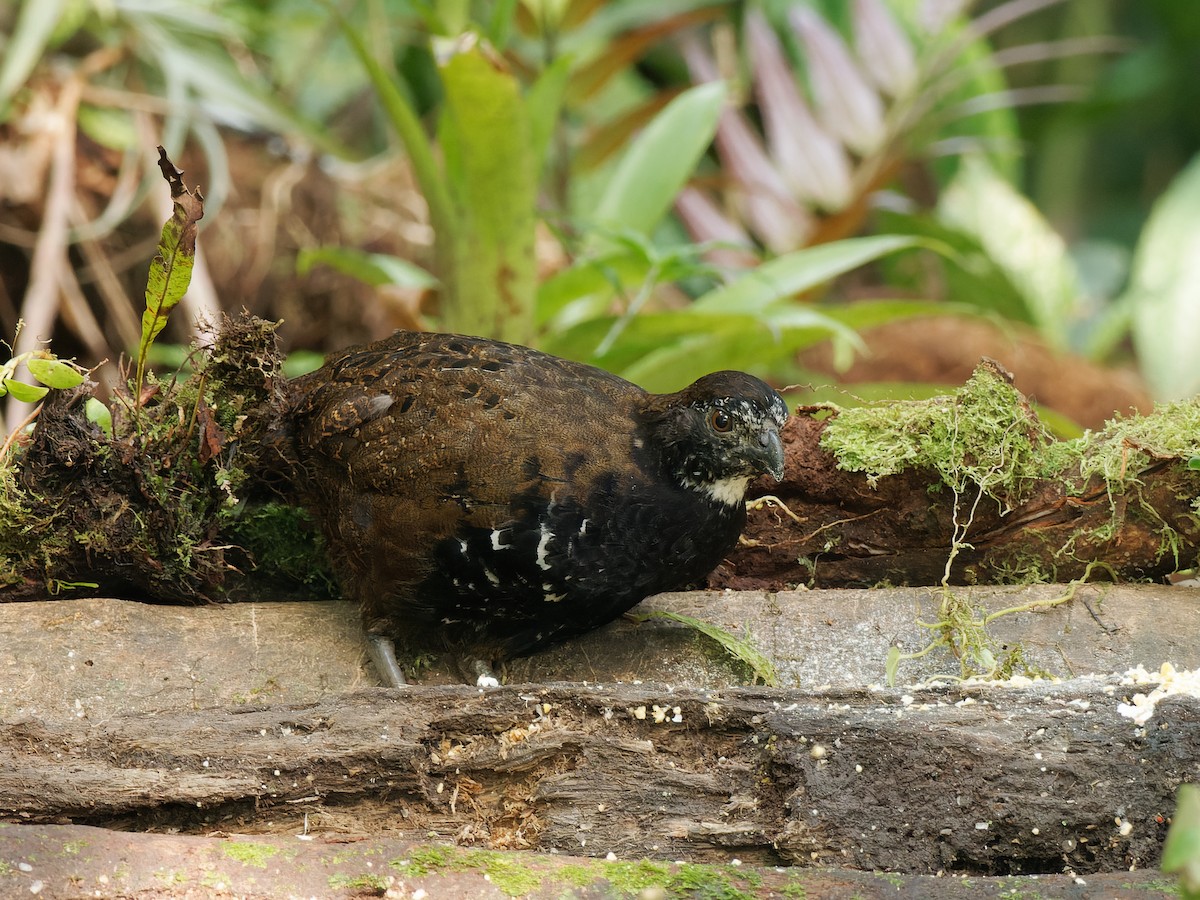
[721,369,1200,590]
[2,678,1193,875]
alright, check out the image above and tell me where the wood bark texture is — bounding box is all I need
[2,680,1193,875]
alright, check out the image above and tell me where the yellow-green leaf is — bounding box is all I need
[138,147,204,388]
[438,41,537,344]
[85,397,113,437]
[1164,784,1200,900]
[3,379,48,402]
[26,356,85,389]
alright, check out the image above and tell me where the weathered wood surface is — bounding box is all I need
[2,677,1195,874]
[3,585,1197,721]
[1,588,1196,878]
[0,823,1180,899]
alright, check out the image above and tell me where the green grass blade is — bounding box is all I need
[692,235,922,314]
[329,3,455,237]
[0,0,68,106]
[635,609,780,687]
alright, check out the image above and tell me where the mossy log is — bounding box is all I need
[723,360,1200,590]
[2,678,1193,875]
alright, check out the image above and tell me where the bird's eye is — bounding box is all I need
[708,408,733,433]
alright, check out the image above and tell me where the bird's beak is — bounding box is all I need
[756,426,785,482]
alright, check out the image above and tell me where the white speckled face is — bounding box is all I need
[669,383,787,502]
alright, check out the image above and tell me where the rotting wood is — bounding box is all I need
[722,381,1200,591]
[1,680,1192,875]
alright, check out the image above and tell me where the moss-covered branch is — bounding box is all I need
[725,358,1200,590]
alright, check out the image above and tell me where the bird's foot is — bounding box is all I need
[462,656,500,688]
[367,633,408,688]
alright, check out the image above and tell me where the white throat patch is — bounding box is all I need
[682,474,751,507]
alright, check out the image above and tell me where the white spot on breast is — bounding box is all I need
[482,563,500,586]
[491,529,510,551]
[535,523,554,571]
[578,519,589,536]
[542,583,565,603]
[458,539,469,554]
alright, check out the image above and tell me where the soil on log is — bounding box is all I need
[0,824,1178,899]
[721,363,1200,591]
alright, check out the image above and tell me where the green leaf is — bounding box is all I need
[536,250,654,327]
[0,0,69,106]
[693,235,922,314]
[438,42,538,343]
[26,356,85,389]
[525,54,572,178]
[331,5,454,236]
[297,247,437,289]
[138,148,204,391]
[938,154,1079,344]
[3,379,48,403]
[85,397,113,438]
[1163,784,1200,900]
[1128,152,1200,401]
[885,645,901,686]
[591,81,726,240]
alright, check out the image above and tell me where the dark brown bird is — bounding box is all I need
[286,331,788,686]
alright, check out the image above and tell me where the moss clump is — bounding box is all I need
[1,314,336,603]
[390,845,456,877]
[591,858,758,899]
[820,360,1053,512]
[1073,399,1200,484]
[328,873,388,893]
[390,845,540,897]
[221,840,280,868]
[221,501,336,597]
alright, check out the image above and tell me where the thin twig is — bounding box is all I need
[0,402,43,462]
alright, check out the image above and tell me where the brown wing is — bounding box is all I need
[289,331,648,597]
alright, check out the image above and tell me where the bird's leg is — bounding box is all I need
[367,633,407,687]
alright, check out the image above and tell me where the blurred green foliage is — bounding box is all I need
[2,0,1198,406]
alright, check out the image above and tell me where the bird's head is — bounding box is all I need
[643,371,789,507]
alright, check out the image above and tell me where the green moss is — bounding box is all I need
[1072,399,1200,490]
[460,850,542,897]
[328,872,388,893]
[597,859,757,899]
[553,863,603,888]
[821,362,1051,511]
[390,845,456,877]
[390,845,540,897]
[221,840,280,868]
[220,501,336,596]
